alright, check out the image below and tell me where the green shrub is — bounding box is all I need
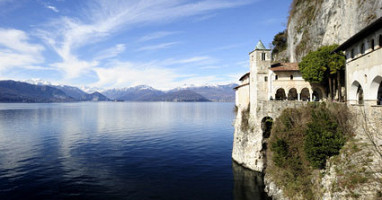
[304,106,345,169]
[271,138,289,167]
[266,103,350,199]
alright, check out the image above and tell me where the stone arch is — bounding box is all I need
[350,81,364,105]
[287,88,298,100]
[313,87,326,101]
[275,88,286,100]
[370,76,382,105]
[261,117,273,139]
[300,88,310,101]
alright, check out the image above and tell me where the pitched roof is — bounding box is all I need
[334,17,382,52]
[270,63,299,72]
[239,72,250,81]
[255,40,266,50]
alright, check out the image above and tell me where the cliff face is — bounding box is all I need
[286,0,382,62]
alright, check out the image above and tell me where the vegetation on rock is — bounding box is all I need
[267,103,351,199]
[271,31,287,56]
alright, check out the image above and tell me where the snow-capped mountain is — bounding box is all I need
[5,79,238,102]
[103,83,238,102]
[102,85,164,101]
[169,83,238,102]
[16,80,110,102]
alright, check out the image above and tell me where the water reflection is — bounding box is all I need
[232,161,270,200]
[0,102,268,199]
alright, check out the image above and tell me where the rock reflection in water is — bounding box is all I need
[232,161,270,200]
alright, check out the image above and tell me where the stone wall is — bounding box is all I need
[232,100,307,172]
[320,105,382,200]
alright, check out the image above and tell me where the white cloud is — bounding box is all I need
[52,57,98,79]
[137,42,179,52]
[93,62,181,90]
[161,56,217,66]
[94,44,126,60]
[46,5,59,13]
[138,31,178,42]
[0,28,44,72]
[37,0,253,79]
[91,55,234,90]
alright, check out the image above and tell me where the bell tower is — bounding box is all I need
[249,40,271,114]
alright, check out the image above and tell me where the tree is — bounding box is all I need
[299,45,345,101]
[271,31,287,55]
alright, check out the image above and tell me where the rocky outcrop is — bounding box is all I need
[320,106,382,200]
[285,0,382,62]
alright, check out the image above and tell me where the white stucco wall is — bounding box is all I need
[345,29,382,105]
[268,71,314,100]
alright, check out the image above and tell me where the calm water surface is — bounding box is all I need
[0,102,268,200]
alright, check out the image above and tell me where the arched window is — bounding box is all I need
[312,89,323,102]
[300,88,310,101]
[287,88,298,100]
[261,117,273,138]
[264,76,268,82]
[370,76,382,105]
[371,39,375,51]
[360,43,365,54]
[357,85,364,105]
[275,75,278,80]
[275,88,286,100]
[290,75,293,80]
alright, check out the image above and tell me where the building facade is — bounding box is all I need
[234,41,322,111]
[335,17,382,106]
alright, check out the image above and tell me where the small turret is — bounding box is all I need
[255,40,266,50]
[249,40,272,111]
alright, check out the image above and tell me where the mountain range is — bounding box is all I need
[101,84,237,102]
[0,80,237,103]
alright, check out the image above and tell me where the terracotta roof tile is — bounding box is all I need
[270,63,299,72]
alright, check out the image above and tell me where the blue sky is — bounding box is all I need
[0,0,292,90]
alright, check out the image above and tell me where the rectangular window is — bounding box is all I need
[360,43,365,54]
[264,76,268,82]
[261,53,266,61]
[371,39,375,51]
[275,75,278,80]
[351,49,354,59]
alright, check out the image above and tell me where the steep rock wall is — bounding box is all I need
[286,0,382,62]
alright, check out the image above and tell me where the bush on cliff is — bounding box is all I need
[267,103,351,199]
[304,106,345,169]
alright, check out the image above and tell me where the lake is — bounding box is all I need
[0,102,268,200]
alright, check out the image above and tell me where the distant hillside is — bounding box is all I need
[152,90,210,102]
[102,84,238,102]
[102,85,164,101]
[170,84,238,102]
[87,92,109,101]
[0,80,110,103]
[54,85,110,101]
[0,80,236,103]
[0,80,74,103]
